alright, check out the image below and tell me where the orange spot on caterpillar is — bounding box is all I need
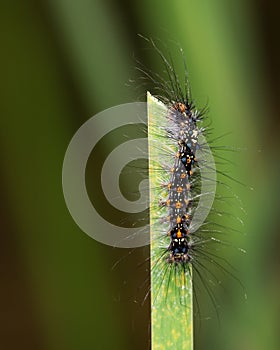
[176,216,182,224]
[177,229,182,238]
[175,202,182,209]
[173,102,186,113]
[177,186,183,193]
[180,173,186,179]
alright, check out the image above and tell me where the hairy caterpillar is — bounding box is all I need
[136,37,245,324]
[155,102,201,264]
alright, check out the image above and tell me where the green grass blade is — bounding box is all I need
[148,92,193,350]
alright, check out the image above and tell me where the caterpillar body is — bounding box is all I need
[164,102,199,265]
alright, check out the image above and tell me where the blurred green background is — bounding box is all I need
[1,1,279,349]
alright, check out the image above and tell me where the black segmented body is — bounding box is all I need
[166,103,199,263]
